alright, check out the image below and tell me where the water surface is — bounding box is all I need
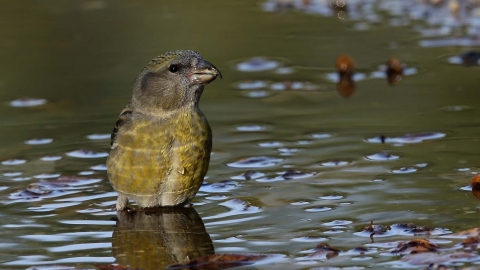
[1,0,480,269]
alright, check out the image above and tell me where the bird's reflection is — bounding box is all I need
[112,207,214,269]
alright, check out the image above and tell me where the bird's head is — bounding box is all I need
[131,50,222,113]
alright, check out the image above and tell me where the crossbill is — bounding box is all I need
[107,50,221,210]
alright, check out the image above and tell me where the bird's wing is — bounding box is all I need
[110,108,133,149]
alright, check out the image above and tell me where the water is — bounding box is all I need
[1,0,480,269]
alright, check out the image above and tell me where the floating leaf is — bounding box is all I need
[392,238,439,254]
[307,242,341,259]
[385,58,403,85]
[363,220,391,242]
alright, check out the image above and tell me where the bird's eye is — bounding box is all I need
[169,64,179,73]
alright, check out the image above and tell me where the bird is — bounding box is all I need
[106,50,222,211]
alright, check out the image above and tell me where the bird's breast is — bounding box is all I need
[107,109,212,201]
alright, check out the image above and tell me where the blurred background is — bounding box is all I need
[1,0,480,269]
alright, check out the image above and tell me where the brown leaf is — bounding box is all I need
[392,238,439,254]
[471,174,480,190]
[167,254,269,270]
[393,223,432,234]
[95,264,140,270]
[451,228,480,238]
[403,252,476,266]
[462,235,480,246]
[386,58,403,86]
[335,54,355,73]
[308,242,341,259]
[313,242,341,253]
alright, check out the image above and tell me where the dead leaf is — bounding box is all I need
[392,238,439,254]
[450,228,480,238]
[386,58,403,86]
[363,220,391,242]
[95,264,140,270]
[393,223,432,234]
[403,252,476,266]
[462,235,480,246]
[335,54,355,73]
[167,254,269,270]
[308,243,341,259]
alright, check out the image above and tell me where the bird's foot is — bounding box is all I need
[182,199,193,208]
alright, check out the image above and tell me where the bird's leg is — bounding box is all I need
[116,194,129,211]
[182,198,193,208]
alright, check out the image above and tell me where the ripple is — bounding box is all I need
[215,236,246,243]
[441,105,472,112]
[354,229,396,238]
[323,229,344,234]
[48,242,111,252]
[12,177,31,181]
[235,124,267,132]
[366,132,446,144]
[204,199,262,220]
[3,172,22,177]
[24,138,53,145]
[91,164,107,170]
[420,37,480,48]
[9,189,76,202]
[365,152,401,161]
[318,160,351,167]
[447,51,480,66]
[26,265,79,270]
[369,64,417,79]
[290,201,311,206]
[244,90,271,98]
[200,180,238,193]
[206,195,229,201]
[277,148,299,156]
[227,156,283,168]
[78,171,95,175]
[274,67,294,74]
[391,166,417,174]
[319,195,344,200]
[40,156,63,161]
[258,141,284,147]
[311,132,335,139]
[235,57,282,72]
[34,173,62,179]
[291,236,328,242]
[270,81,319,91]
[322,220,353,226]
[305,207,332,212]
[233,80,269,90]
[86,134,111,140]
[10,98,47,107]
[325,72,367,82]
[280,170,316,180]
[230,170,266,180]
[2,159,26,165]
[66,150,108,158]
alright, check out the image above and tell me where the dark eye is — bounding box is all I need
[169,64,178,73]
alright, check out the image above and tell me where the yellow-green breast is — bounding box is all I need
[106,106,211,207]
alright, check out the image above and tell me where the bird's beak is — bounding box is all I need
[190,60,222,85]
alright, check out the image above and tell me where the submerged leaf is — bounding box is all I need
[167,254,269,269]
[309,242,341,259]
[95,264,140,270]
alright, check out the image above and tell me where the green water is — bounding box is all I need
[1,0,480,269]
